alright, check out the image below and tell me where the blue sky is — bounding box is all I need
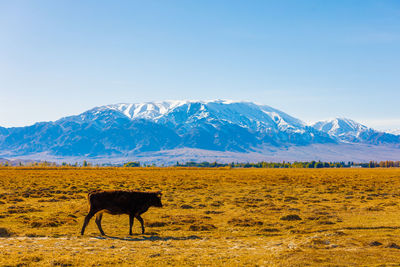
[1,0,400,130]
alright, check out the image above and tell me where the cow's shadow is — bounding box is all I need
[92,234,201,242]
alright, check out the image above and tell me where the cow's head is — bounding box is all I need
[151,191,163,207]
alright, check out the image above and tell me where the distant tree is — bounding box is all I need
[368,161,375,168]
[315,161,324,168]
[123,161,140,167]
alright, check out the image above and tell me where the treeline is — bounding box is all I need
[0,160,96,167]
[174,160,400,168]
[0,161,57,167]
[1,160,400,168]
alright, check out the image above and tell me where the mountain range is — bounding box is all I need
[0,100,399,164]
[386,129,400,136]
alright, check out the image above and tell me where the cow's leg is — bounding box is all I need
[81,209,96,235]
[129,214,134,235]
[135,214,145,234]
[95,212,105,236]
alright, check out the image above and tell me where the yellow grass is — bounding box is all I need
[1,167,400,266]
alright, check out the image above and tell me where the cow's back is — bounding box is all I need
[88,190,151,215]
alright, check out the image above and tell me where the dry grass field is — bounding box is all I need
[1,167,400,266]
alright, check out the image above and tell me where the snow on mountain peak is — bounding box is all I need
[313,117,367,135]
[104,101,186,120]
[385,129,400,136]
[104,100,245,119]
[309,117,400,145]
[91,100,307,133]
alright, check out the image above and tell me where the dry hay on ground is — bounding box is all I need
[1,167,400,266]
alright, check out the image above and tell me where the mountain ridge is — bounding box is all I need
[312,117,400,145]
[0,100,399,161]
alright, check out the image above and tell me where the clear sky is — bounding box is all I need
[1,0,400,130]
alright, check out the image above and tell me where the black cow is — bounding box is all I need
[80,190,163,236]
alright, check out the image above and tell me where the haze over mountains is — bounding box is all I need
[0,100,399,164]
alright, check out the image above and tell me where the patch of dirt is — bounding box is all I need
[162,215,197,224]
[318,220,336,225]
[210,201,223,207]
[52,260,73,266]
[386,243,400,249]
[280,214,302,221]
[0,227,12,237]
[369,241,382,246]
[180,204,194,209]
[204,210,224,214]
[25,233,46,237]
[147,221,168,227]
[189,224,217,231]
[30,218,75,228]
[7,205,42,214]
[228,218,263,227]
[365,206,384,211]
[261,228,280,232]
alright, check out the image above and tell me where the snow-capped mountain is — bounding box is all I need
[312,118,400,145]
[312,118,367,137]
[77,100,306,132]
[312,118,369,142]
[386,129,400,136]
[0,100,398,160]
[0,100,335,157]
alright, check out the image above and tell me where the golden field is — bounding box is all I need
[1,167,400,266]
